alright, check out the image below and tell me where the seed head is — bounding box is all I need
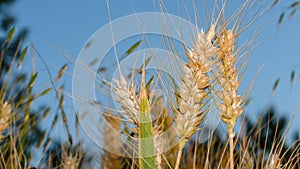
[215,29,243,130]
[0,101,12,139]
[174,25,217,140]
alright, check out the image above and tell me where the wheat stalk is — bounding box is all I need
[174,24,217,169]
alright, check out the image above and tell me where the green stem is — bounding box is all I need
[139,68,156,169]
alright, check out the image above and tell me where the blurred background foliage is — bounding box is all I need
[0,0,91,168]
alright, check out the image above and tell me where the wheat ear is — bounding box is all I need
[174,25,217,169]
[61,144,82,169]
[0,101,12,141]
[266,153,282,169]
[62,153,81,169]
[113,75,140,126]
[215,29,243,169]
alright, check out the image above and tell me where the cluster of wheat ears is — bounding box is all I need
[99,1,300,169]
[108,22,244,169]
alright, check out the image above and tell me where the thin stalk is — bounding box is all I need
[228,128,235,169]
[175,139,186,169]
[156,154,162,169]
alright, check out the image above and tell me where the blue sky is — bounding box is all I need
[11,0,300,145]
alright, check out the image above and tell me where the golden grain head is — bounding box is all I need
[174,25,217,140]
[0,101,12,138]
[188,25,217,63]
[62,154,79,169]
[216,29,235,55]
[113,75,140,126]
[215,28,244,130]
[266,153,282,169]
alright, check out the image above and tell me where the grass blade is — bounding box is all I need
[56,64,68,80]
[124,40,142,57]
[291,70,295,84]
[272,78,280,94]
[278,13,285,27]
[18,46,28,68]
[139,68,156,169]
[6,26,15,44]
[27,72,38,89]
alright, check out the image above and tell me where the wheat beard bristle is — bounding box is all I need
[174,25,217,140]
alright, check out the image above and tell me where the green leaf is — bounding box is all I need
[15,74,26,83]
[56,64,68,80]
[76,114,79,128]
[18,46,28,67]
[124,40,142,57]
[127,56,153,78]
[42,107,51,119]
[290,1,300,8]
[27,72,38,88]
[137,56,153,74]
[139,69,156,169]
[85,41,92,49]
[89,58,98,66]
[97,67,107,73]
[37,131,46,148]
[288,9,297,19]
[272,78,280,93]
[278,13,285,26]
[115,40,142,66]
[39,87,52,97]
[52,114,58,126]
[42,137,51,150]
[271,0,279,7]
[16,95,25,106]
[146,76,154,90]
[6,26,15,44]
[291,70,295,84]
[59,95,65,108]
